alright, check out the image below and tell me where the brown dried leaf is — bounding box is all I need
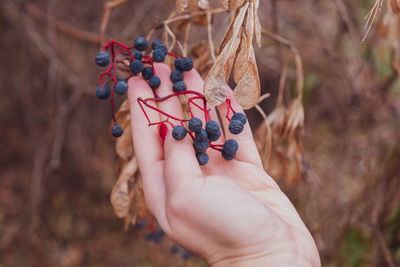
[188,0,199,11]
[176,0,188,13]
[205,2,249,106]
[228,0,245,10]
[204,66,228,106]
[233,2,254,82]
[220,0,228,9]
[115,119,133,160]
[283,98,304,137]
[198,0,210,9]
[254,5,262,47]
[110,158,138,218]
[219,13,235,53]
[220,3,248,54]
[191,41,213,77]
[233,45,260,109]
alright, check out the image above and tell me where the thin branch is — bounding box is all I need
[261,29,304,99]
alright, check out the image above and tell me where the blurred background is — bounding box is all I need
[0,0,399,266]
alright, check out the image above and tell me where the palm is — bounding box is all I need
[128,63,320,266]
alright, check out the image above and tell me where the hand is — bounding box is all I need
[127,63,320,266]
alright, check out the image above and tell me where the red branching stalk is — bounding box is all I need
[98,39,237,152]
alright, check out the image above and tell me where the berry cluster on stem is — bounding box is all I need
[94,37,248,165]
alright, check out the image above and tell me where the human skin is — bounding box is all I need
[127,63,321,266]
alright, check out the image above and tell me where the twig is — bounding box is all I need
[374,226,397,267]
[261,29,304,99]
[25,3,101,44]
[100,0,129,46]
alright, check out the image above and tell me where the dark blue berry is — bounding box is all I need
[144,232,154,240]
[174,58,184,70]
[115,80,128,95]
[142,67,153,80]
[157,44,168,55]
[232,112,247,125]
[181,57,194,71]
[222,150,236,160]
[223,139,238,155]
[207,129,221,141]
[170,244,181,254]
[170,69,183,82]
[96,85,111,100]
[188,117,202,132]
[130,60,144,74]
[148,76,161,89]
[111,125,123,137]
[154,229,165,243]
[135,220,146,229]
[195,129,208,142]
[172,125,187,140]
[175,57,193,71]
[95,51,110,67]
[173,81,186,92]
[182,251,193,260]
[196,152,209,165]
[229,120,244,135]
[153,48,167,62]
[152,39,163,49]
[205,120,220,136]
[134,37,148,51]
[133,50,143,60]
[193,139,208,153]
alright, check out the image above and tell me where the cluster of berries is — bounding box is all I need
[94,38,193,137]
[94,38,248,166]
[171,112,247,165]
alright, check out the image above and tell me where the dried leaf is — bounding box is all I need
[254,6,262,47]
[219,13,235,53]
[220,0,228,9]
[220,3,248,54]
[115,119,133,160]
[233,2,254,82]
[228,0,245,10]
[191,41,213,77]
[176,0,188,13]
[110,158,138,218]
[188,0,199,11]
[283,98,304,137]
[198,0,210,9]
[204,66,228,106]
[233,45,260,109]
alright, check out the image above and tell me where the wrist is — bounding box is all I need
[210,252,318,267]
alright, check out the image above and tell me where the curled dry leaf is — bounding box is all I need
[205,0,261,109]
[176,0,199,13]
[191,41,213,77]
[228,0,245,10]
[110,157,138,218]
[204,2,249,106]
[176,0,188,13]
[233,2,254,83]
[283,98,304,137]
[220,0,229,9]
[115,119,133,160]
[188,0,199,11]
[198,0,210,10]
[233,45,260,109]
